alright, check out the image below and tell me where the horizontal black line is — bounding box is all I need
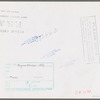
[0,0,100,1]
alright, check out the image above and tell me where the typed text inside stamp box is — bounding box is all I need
[80,16,100,64]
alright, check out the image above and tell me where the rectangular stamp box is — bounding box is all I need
[5,62,54,91]
[80,16,100,64]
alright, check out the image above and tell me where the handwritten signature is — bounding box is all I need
[21,28,57,46]
[21,35,41,45]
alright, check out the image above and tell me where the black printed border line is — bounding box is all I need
[0,0,100,1]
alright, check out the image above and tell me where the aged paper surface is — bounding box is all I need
[0,2,100,98]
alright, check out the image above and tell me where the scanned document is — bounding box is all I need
[0,2,100,98]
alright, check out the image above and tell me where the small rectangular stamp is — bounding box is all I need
[80,16,100,64]
[75,89,91,95]
[5,62,54,91]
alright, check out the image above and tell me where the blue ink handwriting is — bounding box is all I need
[21,28,57,46]
[21,35,41,45]
[59,59,77,68]
[41,49,61,59]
